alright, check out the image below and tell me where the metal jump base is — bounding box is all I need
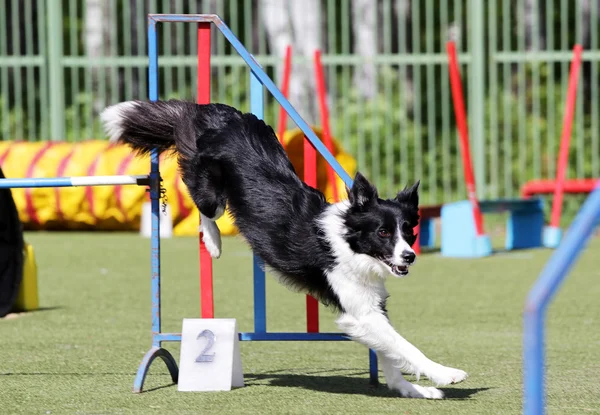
[0,13,378,394]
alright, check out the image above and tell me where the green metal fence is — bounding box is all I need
[0,0,598,206]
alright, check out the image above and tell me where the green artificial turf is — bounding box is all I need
[1,232,599,414]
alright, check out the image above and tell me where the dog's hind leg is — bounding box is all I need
[200,212,223,259]
[185,159,227,259]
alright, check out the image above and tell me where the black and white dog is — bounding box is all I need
[100,99,467,399]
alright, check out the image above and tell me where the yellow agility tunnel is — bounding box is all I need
[0,128,356,236]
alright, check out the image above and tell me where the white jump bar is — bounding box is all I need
[0,175,151,189]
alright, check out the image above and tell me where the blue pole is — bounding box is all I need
[0,177,73,188]
[369,349,379,385]
[250,67,267,334]
[148,17,162,348]
[523,182,600,415]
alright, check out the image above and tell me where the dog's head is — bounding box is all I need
[343,172,420,278]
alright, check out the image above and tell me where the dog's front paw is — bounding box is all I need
[389,381,444,399]
[426,365,468,386]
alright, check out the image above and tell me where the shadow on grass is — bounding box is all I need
[1,306,64,319]
[245,369,489,400]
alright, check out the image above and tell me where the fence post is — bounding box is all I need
[469,0,485,198]
[47,1,65,140]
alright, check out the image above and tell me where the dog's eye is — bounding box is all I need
[378,229,391,238]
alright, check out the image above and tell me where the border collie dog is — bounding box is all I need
[101,99,467,399]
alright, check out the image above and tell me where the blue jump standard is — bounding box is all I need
[132,13,379,394]
[523,183,600,415]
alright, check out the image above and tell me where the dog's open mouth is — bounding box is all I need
[383,260,409,276]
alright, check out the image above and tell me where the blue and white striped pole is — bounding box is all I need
[0,175,148,189]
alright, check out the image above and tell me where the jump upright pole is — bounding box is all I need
[446,40,485,237]
[276,45,292,150]
[314,49,339,203]
[133,15,180,393]
[523,180,600,414]
[303,133,320,333]
[197,22,214,319]
[544,44,583,248]
[250,63,268,334]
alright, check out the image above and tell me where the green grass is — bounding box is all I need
[1,232,599,415]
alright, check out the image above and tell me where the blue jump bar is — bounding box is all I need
[154,332,351,342]
[239,332,350,341]
[523,181,600,415]
[0,177,73,188]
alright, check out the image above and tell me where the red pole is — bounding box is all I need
[304,137,319,332]
[550,44,583,229]
[277,45,292,150]
[314,49,339,202]
[414,211,421,255]
[197,22,214,319]
[446,41,485,236]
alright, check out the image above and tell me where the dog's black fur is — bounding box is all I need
[102,99,419,313]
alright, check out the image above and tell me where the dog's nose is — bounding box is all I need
[402,251,416,264]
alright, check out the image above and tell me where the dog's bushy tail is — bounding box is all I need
[100,99,241,162]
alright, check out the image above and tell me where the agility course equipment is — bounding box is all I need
[314,49,341,203]
[273,46,344,330]
[439,41,545,257]
[518,45,594,248]
[276,45,292,151]
[523,179,600,415]
[0,136,352,235]
[275,45,342,205]
[142,13,378,392]
[521,178,599,198]
[13,243,39,313]
[0,13,378,392]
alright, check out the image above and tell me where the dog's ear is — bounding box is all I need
[347,172,378,207]
[395,180,419,207]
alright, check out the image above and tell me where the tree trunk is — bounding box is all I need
[85,0,110,114]
[394,0,414,113]
[524,0,545,50]
[352,0,377,100]
[261,0,321,125]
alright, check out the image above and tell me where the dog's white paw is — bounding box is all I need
[200,216,222,259]
[202,233,222,258]
[389,381,444,399]
[427,364,468,386]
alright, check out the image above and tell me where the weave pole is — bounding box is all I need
[548,44,583,232]
[197,22,214,318]
[446,40,485,237]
